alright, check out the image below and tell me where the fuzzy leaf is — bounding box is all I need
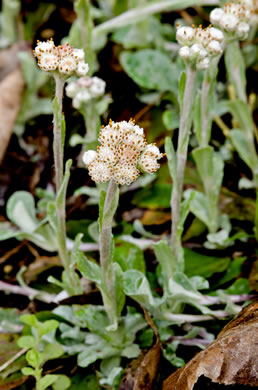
[77,251,102,284]
[7,191,39,233]
[120,49,178,92]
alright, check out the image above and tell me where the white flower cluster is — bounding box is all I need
[33,39,89,77]
[210,1,253,40]
[83,119,164,185]
[176,24,224,70]
[243,0,258,26]
[66,76,106,109]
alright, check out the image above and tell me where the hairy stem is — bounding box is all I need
[171,67,197,263]
[200,55,221,147]
[200,77,210,147]
[99,179,119,324]
[53,76,79,295]
[163,310,233,323]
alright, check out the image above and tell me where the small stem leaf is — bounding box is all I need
[98,190,106,232]
[76,251,102,284]
[153,240,177,291]
[165,137,177,186]
[56,159,72,208]
[178,71,186,111]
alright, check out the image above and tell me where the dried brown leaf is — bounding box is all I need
[0,68,24,162]
[163,301,258,390]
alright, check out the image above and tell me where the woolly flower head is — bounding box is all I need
[66,76,106,109]
[176,24,224,70]
[33,39,89,78]
[83,119,164,185]
[210,1,252,41]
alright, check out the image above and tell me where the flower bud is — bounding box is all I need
[176,26,194,45]
[197,58,210,70]
[210,8,225,24]
[83,150,97,166]
[179,46,190,59]
[207,40,222,55]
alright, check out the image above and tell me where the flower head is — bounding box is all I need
[83,119,164,185]
[33,39,89,78]
[66,76,106,109]
[176,24,224,70]
[210,1,253,41]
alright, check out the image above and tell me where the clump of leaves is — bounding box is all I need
[17,314,70,390]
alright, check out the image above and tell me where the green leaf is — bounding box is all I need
[165,137,177,185]
[26,349,40,368]
[77,251,102,284]
[20,314,38,328]
[98,190,106,231]
[77,338,118,368]
[192,146,224,232]
[217,257,246,286]
[38,320,59,338]
[153,240,176,290]
[122,270,156,309]
[163,109,179,131]
[112,17,164,50]
[121,344,140,359]
[52,375,71,390]
[39,374,58,390]
[227,100,255,138]
[230,129,256,171]
[0,222,21,241]
[225,278,249,295]
[100,356,121,377]
[113,263,125,317]
[21,367,35,376]
[69,373,100,390]
[41,344,64,363]
[47,201,58,233]
[70,233,84,265]
[76,306,109,336]
[178,71,186,110]
[7,191,39,233]
[0,308,22,332]
[184,248,230,278]
[114,241,146,273]
[56,160,72,208]
[17,336,36,349]
[184,189,210,228]
[225,41,247,102]
[132,182,171,209]
[120,49,178,92]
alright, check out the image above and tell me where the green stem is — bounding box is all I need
[99,180,119,324]
[171,67,197,263]
[53,76,79,295]
[81,102,100,144]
